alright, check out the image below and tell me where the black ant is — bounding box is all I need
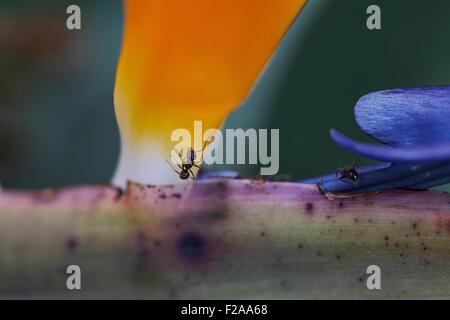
[167,138,212,180]
[336,159,361,185]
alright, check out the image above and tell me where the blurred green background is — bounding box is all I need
[2,0,450,189]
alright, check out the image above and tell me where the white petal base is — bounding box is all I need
[112,143,187,188]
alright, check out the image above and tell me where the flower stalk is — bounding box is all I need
[1,180,450,298]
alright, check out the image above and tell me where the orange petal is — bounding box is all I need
[113,0,308,187]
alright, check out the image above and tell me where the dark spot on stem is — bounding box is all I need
[135,232,151,268]
[217,181,227,190]
[66,237,79,252]
[136,247,150,267]
[178,232,206,263]
[35,189,57,203]
[115,188,124,201]
[305,202,314,213]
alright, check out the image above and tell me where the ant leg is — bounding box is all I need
[188,169,196,179]
[199,136,214,153]
[177,149,187,163]
[195,138,213,161]
[166,159,182,175]
[169,148,184,166]
[353,158,361,168]
[335,168,343,180]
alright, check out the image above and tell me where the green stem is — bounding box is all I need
[0,180,450,299]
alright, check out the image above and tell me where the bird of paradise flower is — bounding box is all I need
[112,0,308,187]
[303,86,450,194]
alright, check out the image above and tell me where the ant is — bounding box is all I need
[336,159,361,186]
[167,138,212,180]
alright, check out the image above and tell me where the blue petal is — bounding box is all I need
[355,86,450,146]
[331,129,450,163]
[300,163,391,185]
[302,161,450,194]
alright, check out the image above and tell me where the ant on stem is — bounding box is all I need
[336,159,361,186]
[167,138,213,180]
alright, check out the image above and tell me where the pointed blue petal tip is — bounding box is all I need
[307,161,450,194]
[330,129,450,163]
